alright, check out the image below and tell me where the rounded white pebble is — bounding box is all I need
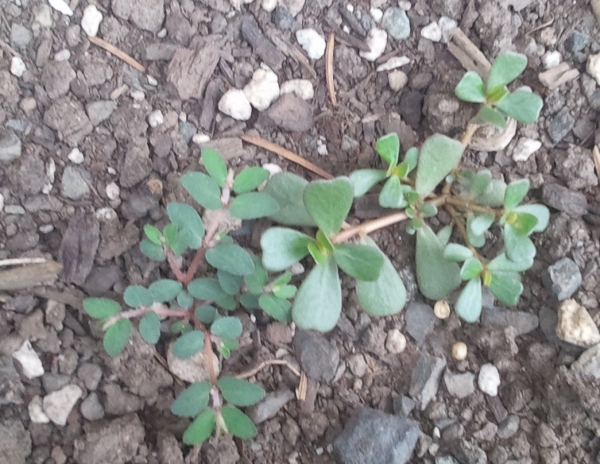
[192,133,211,144]
[12,340,44,379]
[421,22,442,42]
[243,68,280,111]
[512,137,542,162]
[370,7,383,22]
[29,396,50,424]
[218,89,253,121]
[147,75,158,86]
[542,51,562,69]
[296,29,327,60]
[452,341,468,360]
[95,207,118,221]
[439,16,457,43]
[54,49,71,61]
[105,182,120,200]
[0,193,4,212]
[346,3,354,12]
[434,300,451,319]
[81,4,103,37]
[68,148,84,164]
[263,163,282,176]
[280,79,314,100]
[43,385,83,426]
[376,56,410,72]
[388,70,408,91]
[107,167,116,175]
[48,0,73,15]
[39,224,54,234]
[131,90,145,101]
[360,28,388,61]
[385,329,407,354]
[148,110,164,127]
[10,57,26,77]
[478,363,500,396]
[261,0,277,12]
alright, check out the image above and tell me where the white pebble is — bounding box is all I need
[130,90,145,101]
[29,396,50,424]
[39,224,54,234]
[48,0,73,16]
[148,109,164,127]
[587,53,600,86]
[421,22,442,42]
[280,79,314,100]
[346,3,354,12]
[398,1,412,10]
[296,29,327,60]
[81,4,103,37]
[10,57,26,77]
[478,363,500,396]
[147,75,158,86]
[370,7,383,22]
[317,144,328,156]
[512,137,542,162]
[439,16,457,43]
[68,148,84,164]
[105,182,120,200]
[157,28,167,38]
[107,167,116,175]
[434,300,451,319]
[12,340,44,379]
[43,385,83,426]
[360,28,388,61]
[243,68,280,111]
[343,25,350,34]
[261,0,278,12]
[192,133,211,144]
[35,5,53,28]
[95,207,118,221]
[542,51,562,69]
[388,70,408,91]
[452,342,468,361]
[218,89,253,121]
[376,56,410,71]
[263,163,282,177]
[0,193,4,212]
[54,49,71,61]
[385,329,406,354]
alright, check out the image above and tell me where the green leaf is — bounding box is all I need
[123,285,153,308]
[172,330,205,359]
[455,278,482,323]
[180,172,222,210]
[303,177,354,236]
[466,214,486,248]
[144,225,162,245]
[376,133,400,168]
[496,90,543,124]
[244,256,269,294]
[195,305,217,324]
[460,257,484,280]
[183,409,215,445]
[206,244,255,276]
[188,278,230,302]
[103,319,131,357]
[202,147,228,187]
[262,173,316,226]
[259,295,292,322]
[171,381,211,417]
[167,203,205,250]
[139,311,161,344]
[308,242,328,266]
[504,224,536,263]
[355,237,406,317]
[475,105,507,128]
[488,253,533,273]
[443,243,473,262]
[415,134,464,196]
[469,213,495,236]
[218,377,265,407]
[510,212,538,236]
[513,204,549,232]
[333,244,384,281]
[149,279,183,303]
[470,170,492,197]
[349,169,387,197]
[233,167,270,194]
[211,317,243,340]
[229,192,280,220]
[271,272,292,287]
[488,271,522,305]
[486,52,527,91]
[162,224,182,252]
[260,227,312,272]
[217,270,243,295]
[171,321,191,334]
[455,71,486,103]
[221,406,257,439]
[403,147,419,172]
[379,176,408,209]
[177,290,194,309]
[504,179,530,210]
[475,179,506,207]
[140,239,166,261]
[240,293,260,310]
[273,284,296,299]
[83,298,121,319]
[416,225,461,300]
[437,225,453,247]
[292,259,341,332]
[420,203,438,218]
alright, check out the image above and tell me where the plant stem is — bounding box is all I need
[166,249,187,282]
[182,209,223,284]
[444,196,499,215]
[446,204,484,261]
[460,123,480,147]
[191,313,219,387]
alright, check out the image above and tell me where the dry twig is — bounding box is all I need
[326,33,337,106]
[235,359,302,380]
[593,146,600,182]
[88,36,146,72]
[0,257,48,267]
[525,14,555,36]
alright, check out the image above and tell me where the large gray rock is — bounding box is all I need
[543,257,582,300]
[405,302,436,345]
[409,352,446,410]
[294,330,339,383]
[0,419,32,464]
[44,98,93,147]
[333,408,419,464]
[111,0,164,32]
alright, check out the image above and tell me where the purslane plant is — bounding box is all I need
[82,51,547,444]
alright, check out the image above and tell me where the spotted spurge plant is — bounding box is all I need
[83,51,547,444]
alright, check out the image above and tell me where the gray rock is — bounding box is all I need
[571,342,600,380]
[443,371,476,399]
[0,356,25,406]
[157,432,184,464]
[10,23,32,48]
[119,139,152,188]
[547,108,574,143]
[179,122,196,144]
[294,330,339,383]
[248,389,294,424]
[436,457,460,464]
[589,89,600,111]
[565,30,589,53]
[77,363,103,390]
[16,152,46,195]
[409,352,447,410]
[120,188,160,221]
[381,8,410,40]
[543,258,582,300]
[556,146,598,190]
[482,307,539,336]
[44,98,93,147]
[263,94,313,132]
[393,395,416,416]
[86,101,117,126]
[61,166,91,200]
[18,310,47,341]
[82,266,124,296]
[405,302,436,345]
[81,392,105,421]
[24,194,63,212]
[111,0,165,33]
[497,414,520,439]
[333,408,419,464]
[273,6,294,29]
[42,61,76,99]
[0,419,31,464]
[347,354,368,377]
[0,130,22,163]
[542,183,587,217]
[42,373,70,393]
[43,384,83,426]
[102,383,144,415]
[473,421,498,442]
[450,439,487,464]
[73,414,145,464]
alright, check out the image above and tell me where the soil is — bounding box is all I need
[2,0,600,463]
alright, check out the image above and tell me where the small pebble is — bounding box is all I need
[478,363,500,396]
[68,148,84,164]
[388,70,408,91]
[54,49,71,61]
[130,90,145,101]
[421,22,442,42]
[587,53,600,86]
[105,182,120,200]
[439,16,457,43]
[29,396,50,424]
[20,97,37,112]
[48,0,73,15]
[556,299,600,347]
[243,68,280,111]
[296,29,326,60]
[148,110,164,127]
[370,7,383,22]
[12,340,44,379]
[261,0,278,12]
[39,225,54,234]
[43,385,83,426]
[10,57,26,77]
[81,4,103,37]
[0,193,4,212]
[512,138,541,162]
[376,56,410,71]
[218,89,252,121]
[360,28,388,61]
[192,133,211,144]
[280,79,314,100]
[263,163,282,176]
[385,329,406,353]
[434,300,451,319]
[542,51,562,69]
[147,75,158,86]
[452,342,467,361]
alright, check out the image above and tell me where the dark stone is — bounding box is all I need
[482,307,539,336]
[543,257,582,300]
[58,209,100,286]
[409,352,446,410]
[565,30,590,53]
[241,15,285,71]
[404,302,436,345]
[272,6,294,30]
[294,331,339,383]
[589,89,600,111]
[547,108,574,143]
[399,90,423,128]
[542,183,587,217]
[263,94,313,132]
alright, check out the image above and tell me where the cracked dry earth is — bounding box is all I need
[2,0,600,463]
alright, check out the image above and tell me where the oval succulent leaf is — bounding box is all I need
[259,295,292,322]
[504,179,530,210]
[455,278,483,323]
[510,212,538,236]
[188,278,229,302]
[167,203,205,250]
[469,213,495,237]
[488,252,533,273]
[233,167,270,194]
[84,298,121,319]
[443,243,473,262]
[262,172,316,226]
[201,147,228,187]
[180,172,222,210]
[513,204,550,232]
[460,257,484,280]
[217,270,243,296]
[504,224,536,263]
[171,381,211,418]
[475,105,507,128]
[375,133,400,168]
[144,225,162,245]
[103,319,131,357]
[221,406,257,439]
[139,311,161,344]
[488,271,523,305]
[172,330,205,359]
[210,316,243,340]
[260,227,312,272]
[475,179,506,207]
[206,244,255,276]
[303,177,354,236]
[495,90,543,124]
[218,377,265,407]
[124,285,153,308]
[182,409,215,445]
[349,169,387,197]
[195,305,217,324]
[470,170,492,197]
[229,192,280,220]
[149,279,183,303]
[140,239,166,261]
[333,244,384,282]
[455,71,486,103]
[486,52,527,92]
[379,176,407,209]
[415,134,464,196]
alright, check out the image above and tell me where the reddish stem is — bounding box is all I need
[182,209,223,284]
[166,249,187,282]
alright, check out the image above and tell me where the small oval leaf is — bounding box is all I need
[210,317,243,340]
[180,172,222,210]
[183,409,216,445]
[84,298,121,319]
[171,381,211,417]
[229,192,280,220]
[149,279,183,303]
[233,167,270,194]
[172,331,205,359]
[206,244,255,276]
[221,406,257,439]
[202,147,228,187]
[139,311,161,344]
[218,377,265,407]
[103,319,131,357]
